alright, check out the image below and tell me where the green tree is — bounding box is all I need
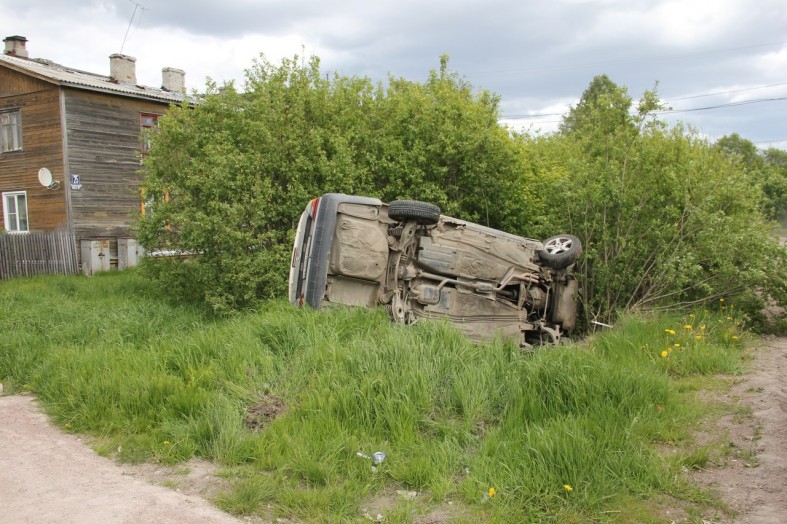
[526,78,786,324]
[762,148,787,223]
[714,133,761,168]
[715,135,787,222]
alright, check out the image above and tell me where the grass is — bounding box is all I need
[0,271,750,522]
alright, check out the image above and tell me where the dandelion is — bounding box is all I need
[700,325,705,331]
[695,335,703,341]
[661,350,669,358]
[563,484,573,492]
[665,329,676,335]
[163,440,170,445]
[732,336,739,340]
[674,343,681,348]
[683,324,693,329]
[488,487,496,498]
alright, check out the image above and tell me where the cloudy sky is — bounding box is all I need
[4,0,786,148]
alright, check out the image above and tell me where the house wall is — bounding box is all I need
[0,68,68,232]
[63,88,168,241]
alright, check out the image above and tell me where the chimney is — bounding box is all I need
[161,67,185,92]
[4,35,29,58]
[109,53,136,84]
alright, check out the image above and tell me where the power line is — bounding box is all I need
[660,96,787,114]
[664,82,787,101]
[501,90,787,120]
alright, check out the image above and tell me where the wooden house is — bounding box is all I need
[0,35,187,275]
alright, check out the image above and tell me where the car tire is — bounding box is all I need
[388,200,441,225]
[538,235,582,269]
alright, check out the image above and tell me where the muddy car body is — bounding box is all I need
[289,193,581,346]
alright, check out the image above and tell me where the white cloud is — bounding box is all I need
[2,0,785,147]
[754,44,787,78]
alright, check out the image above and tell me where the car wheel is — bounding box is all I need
[538,234,582,269]
[388,200,441,225]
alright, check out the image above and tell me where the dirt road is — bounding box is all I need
[691,335,787,523]
[1,337,785,523]
[0,395,241,524]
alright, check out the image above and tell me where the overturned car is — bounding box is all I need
[288,194,581,346]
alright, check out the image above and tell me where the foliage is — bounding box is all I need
[0,272,750,521]
[138,56,785,325]
[514,77,787,325]
[714,134,787,223]
[137,55,529,312]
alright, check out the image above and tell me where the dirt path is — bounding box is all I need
[690,336,787,523]
[0,395,242,524]
[1,338,785,523]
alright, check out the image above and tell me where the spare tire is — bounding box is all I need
[538,234,582,269]
[388,200,441,225]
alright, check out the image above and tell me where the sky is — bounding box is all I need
[4,0,786,149]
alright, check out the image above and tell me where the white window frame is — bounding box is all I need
[0,109,23,153]
[2,191,29,233]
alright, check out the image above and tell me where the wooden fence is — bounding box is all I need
[0,231,79,280]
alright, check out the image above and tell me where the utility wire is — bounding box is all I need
[665,82,787,101]
[502,85,787,119]
[661,96,787,114]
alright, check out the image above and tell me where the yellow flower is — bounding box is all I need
[727,317,732,321]
[64,423,71,429]
[661,350,669,358]
[695,335,703,341]
[720,298,725,302]
[665,329,676,335]
[488,487,496,498]
[700,325,705,331]
[674,343,681,348]
[732,336,739,340]
[563,484,573,492]
[683,324,692,329]
[163,440,170,445]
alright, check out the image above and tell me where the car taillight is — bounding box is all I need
[308,197,320,218]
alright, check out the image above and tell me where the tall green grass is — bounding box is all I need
[0,272,747,522]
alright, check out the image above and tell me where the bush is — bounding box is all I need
[513,76,787,326]
[138,55,529,312]
[139,61,786,326]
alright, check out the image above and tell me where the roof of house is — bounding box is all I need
[0,53,188,104]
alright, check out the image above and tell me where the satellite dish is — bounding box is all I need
[37,167,59,189]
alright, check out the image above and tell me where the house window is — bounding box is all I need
[140,113,160,154]
[0,109,23,153]
[2,191,29,233]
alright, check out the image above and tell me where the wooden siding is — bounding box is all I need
[63,89,169,239]
[0,67,67,233]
